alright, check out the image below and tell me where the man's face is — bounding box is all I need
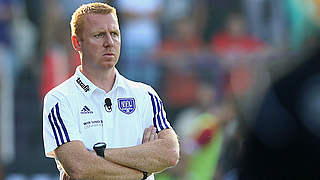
[79,13,121,70]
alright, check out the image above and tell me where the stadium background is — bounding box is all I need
[1,0,320,179]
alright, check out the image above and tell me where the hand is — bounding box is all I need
[142,125,158,144]
[62,171,72,180]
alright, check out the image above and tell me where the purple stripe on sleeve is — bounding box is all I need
[148,92,159,133]
[55,103,70,142]
[48,113,60,146]
[154,95,164,131]
[160,101,169,129]
[51,107,65,144]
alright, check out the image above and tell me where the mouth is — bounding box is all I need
[103,53,115,57]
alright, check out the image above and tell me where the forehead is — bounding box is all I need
[83,13,119,31]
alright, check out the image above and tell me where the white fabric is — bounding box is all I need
[43,66,171,180]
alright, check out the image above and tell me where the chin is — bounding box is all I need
[101,62,116,69]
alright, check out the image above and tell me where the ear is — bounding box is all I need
[71,35,81,51]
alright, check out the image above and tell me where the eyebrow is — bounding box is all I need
[92,27,119,33]
[111,29,120,33]
[94,31,106,34]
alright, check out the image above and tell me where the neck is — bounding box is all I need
[80,65,116,93]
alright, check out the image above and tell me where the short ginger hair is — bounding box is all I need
[70,2,118,39]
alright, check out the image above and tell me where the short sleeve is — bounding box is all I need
[43,93,82,158]
[141,85,172,133]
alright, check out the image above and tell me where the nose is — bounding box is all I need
[103,33,114,47]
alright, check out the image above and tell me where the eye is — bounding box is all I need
[94,32,105,38]
[111,32,119,38]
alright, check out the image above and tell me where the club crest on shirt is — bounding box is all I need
[117,98,136,114]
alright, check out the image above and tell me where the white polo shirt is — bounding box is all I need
[43,66,171,179]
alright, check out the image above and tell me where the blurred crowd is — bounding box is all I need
[1,0,320,180]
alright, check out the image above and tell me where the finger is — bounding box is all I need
[149,127,157,141]
[154,132,158,140]
[150,133,155,141]
[152,127,156,134]
[142,126,152,143]
[63,173,72,180]
[142,128,148,143]
[63,173,67,180]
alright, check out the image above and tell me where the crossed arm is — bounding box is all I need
[54,126,179,180]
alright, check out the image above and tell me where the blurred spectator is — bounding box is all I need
[162,0,242,43]
[235,44,320,179]
[0,0,21,78]
[161,82,235,180]
[210,13,267,97]
[116,0,163,86]
[11,1,37,73]
[0,45,15,167]
[211,13,266,66]
[57,0,106,21]
[24,0,44,30]
[161,0,206,38]
[156,18,203,60]
[0,0,14,47]
[38,0,80,98]
[39,47,79,98]
[154,18,204,119]
[199,0,242,42]
[244,0,287,46]
[161,0,193,28]
[175,82,220,142]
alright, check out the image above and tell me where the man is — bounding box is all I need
[42,2,179,180]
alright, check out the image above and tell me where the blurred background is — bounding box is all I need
[1,0,320,179]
